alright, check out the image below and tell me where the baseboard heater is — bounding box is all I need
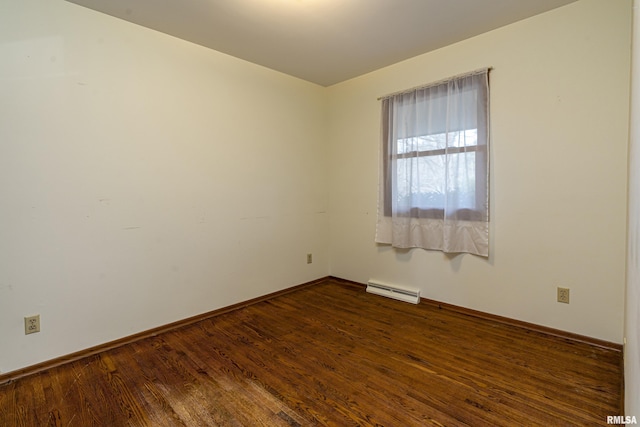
[366,280,420,304]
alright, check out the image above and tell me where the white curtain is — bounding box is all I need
[375,69,490,256]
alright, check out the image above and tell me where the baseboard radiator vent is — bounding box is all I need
[366,280,420,304]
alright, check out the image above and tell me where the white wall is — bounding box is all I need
[625,0,640,417]
[327,0,631,343]
[0,0,329,374]
[1,0,632,376]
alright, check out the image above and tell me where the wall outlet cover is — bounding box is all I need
[557,287,570,304]
[25,315,40,334]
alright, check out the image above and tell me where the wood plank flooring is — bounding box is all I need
[0,278,623,426]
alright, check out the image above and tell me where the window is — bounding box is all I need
[376,69,490,256]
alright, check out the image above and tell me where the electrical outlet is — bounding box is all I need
[25,315,40,335]
[557,287,570,304]
[307,253,313,264]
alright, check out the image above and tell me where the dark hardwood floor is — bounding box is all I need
[0,278,623,426]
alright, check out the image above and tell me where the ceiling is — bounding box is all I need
[65,0,578,87]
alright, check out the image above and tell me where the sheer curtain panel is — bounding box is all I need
[375,69,490,256]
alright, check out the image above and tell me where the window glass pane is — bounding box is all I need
[396,148,476,211]
[446,151,476,210]
[449,129,477,148]
[396,155,446,210]
[397,129,477,155]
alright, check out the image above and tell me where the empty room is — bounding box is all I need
[1,0,639,425]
